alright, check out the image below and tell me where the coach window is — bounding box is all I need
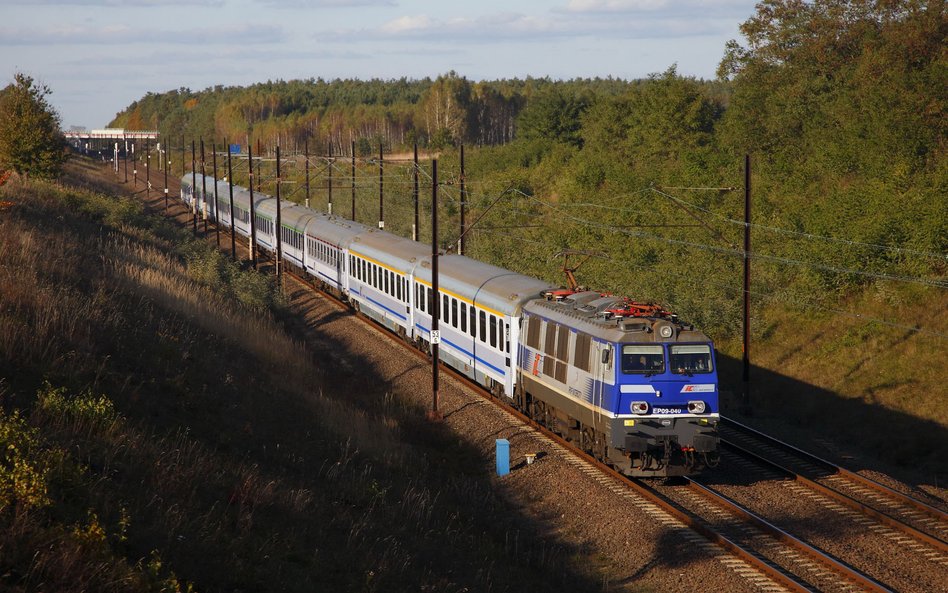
[489,315,497,348]
[460,302,467,333]
[479,311,487,343]
[450,298,457,328]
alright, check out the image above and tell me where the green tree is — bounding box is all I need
[0,73,67,178]
[516,87,589,147]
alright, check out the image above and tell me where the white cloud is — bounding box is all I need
[565,0,670,12]
[379,15,433,34]
[253,0,396,7]
[0,0,224,6]
[322,10,728,43]
[0,23,284,45]
[327,12,573,42]
[561,0,752,17]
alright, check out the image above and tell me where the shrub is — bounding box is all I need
[0,409,51,513]
[36,381,118,434]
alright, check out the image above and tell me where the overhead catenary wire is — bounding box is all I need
[474,228,948,340]
[201,145,948,294]
[649,187,948,262]
[213,144,948,340]
[507,188,948,290]
[503,183,946,262]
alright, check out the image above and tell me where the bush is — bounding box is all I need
[36,381,118,435]
[0,409,51,513]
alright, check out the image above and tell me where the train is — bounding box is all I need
[180,173,721,476]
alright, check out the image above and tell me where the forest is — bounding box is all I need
[110,0,946,343]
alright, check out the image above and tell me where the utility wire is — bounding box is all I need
[474,228,948,340]
[510,189,948,290]
[649,187,947,262]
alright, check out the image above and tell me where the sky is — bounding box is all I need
[0,0,759,129]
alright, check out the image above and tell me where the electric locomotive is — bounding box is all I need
[518,290,720,476]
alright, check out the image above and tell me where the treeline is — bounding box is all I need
[111,0,946,338]
[111,73,631,154]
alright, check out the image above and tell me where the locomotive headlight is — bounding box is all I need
[659,325,674,338]
[687,400,706,414]
[631,401,649,415]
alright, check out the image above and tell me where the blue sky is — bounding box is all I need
[0,0,758,129]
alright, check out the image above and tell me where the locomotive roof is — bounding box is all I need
[415,254,556,317]
[524,291,711,344]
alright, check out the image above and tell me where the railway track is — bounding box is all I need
[129,165,945,592]
[720,417,948,555]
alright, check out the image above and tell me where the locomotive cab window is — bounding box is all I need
[621,345,664,375]
[670,345,713,375]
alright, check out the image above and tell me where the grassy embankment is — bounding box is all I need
[0,157,612,592]
[717,285,948,484]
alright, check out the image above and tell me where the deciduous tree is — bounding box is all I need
[0,73,67,179]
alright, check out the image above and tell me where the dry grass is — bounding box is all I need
[0,158,607,592]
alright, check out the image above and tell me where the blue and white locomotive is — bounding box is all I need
[520,292,720,475]
[181,174,720,476]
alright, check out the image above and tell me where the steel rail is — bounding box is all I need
[721,416,948,523]
[721,439,948,554]
[684,477,895,593]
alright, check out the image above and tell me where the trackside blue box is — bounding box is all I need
[496,439,510,476]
